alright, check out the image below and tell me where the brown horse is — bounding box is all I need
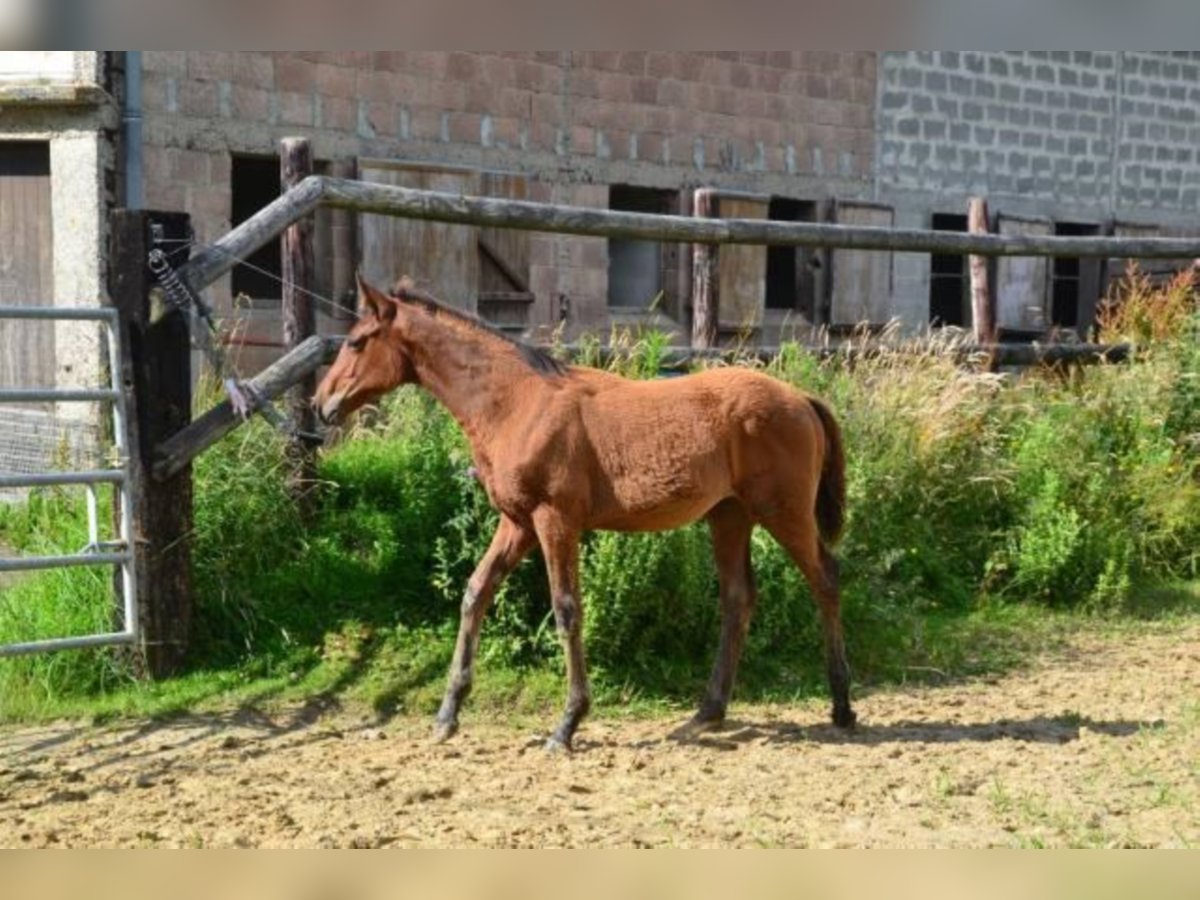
[314,274,854,751]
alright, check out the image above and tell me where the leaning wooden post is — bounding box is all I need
[280,137,317,513]
[968,197,995,345]
[691,188,719,349]
[109,209,194,678]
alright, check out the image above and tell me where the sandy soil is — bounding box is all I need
[1,625,1197,848]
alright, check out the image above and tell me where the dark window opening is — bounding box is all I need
[766,197,819,318]
[608,185,675,309]
[929,213,969,327]
[0,141,50,177]
[231,155,283,302]
[1051,221,1098,329]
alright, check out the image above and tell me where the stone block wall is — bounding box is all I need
[138,51,877,348]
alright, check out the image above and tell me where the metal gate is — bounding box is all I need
[0,305,138,656]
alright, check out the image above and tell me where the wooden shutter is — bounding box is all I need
[1104,221,1157,295]
[478,171,533,332]
[714,193,768,335]
[357,159,480,312]
[1101,220,1191,296]
[829,201,894,327]
[995,214,1052,333]
[0,142,54,391]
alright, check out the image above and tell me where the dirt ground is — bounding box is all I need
[1,625,1197,848]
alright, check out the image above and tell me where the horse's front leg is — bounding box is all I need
[433,514,535,742]
[532,508,591,752]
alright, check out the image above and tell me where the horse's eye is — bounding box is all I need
[348,335,367,352]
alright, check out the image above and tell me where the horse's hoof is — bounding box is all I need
[432,719,458,743]
[832,707,857,729]
[544,735,572,754]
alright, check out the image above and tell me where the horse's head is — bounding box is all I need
[314,273,415,425]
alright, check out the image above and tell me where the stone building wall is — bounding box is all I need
[137,51,878,360]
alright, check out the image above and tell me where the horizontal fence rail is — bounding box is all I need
[562,342,1134,369]
[177,175,1200,296]
[153,334,333,481]
[154,176,1164,481]
[314,335,1132,369]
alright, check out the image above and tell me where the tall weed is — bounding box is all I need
[2,269,1197,709]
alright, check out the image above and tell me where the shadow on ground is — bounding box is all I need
[663,714,1161,752]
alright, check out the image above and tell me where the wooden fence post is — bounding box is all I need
[280,137,317,513]
[109,209,193,678]
[968,197,995,345]
[691,188,719,349]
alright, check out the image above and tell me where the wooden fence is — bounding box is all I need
[113,137,1198,675]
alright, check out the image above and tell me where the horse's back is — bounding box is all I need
[563,366,826,530]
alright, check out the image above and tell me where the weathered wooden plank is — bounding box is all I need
[996,215,1052,332]
[319,178,1200,257]
[478,291,536,303]
[478,171,531,297]
[179,178,1200,299]
[1102,221,1188,296]
[566,341,1132,368]
[152,335,334,481]
[318,330,1128,369]
[716,193,768,334]
[478,234,529,294]
[178,176,1200,299]
[830,201,894,326]
[358,162,479,311]
[156,331,1125,485]
[180,174,325,296]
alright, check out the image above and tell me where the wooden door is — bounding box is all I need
[357,159,480,312]
[715,193,768,337]
[478,171,534,332]
[996,214,1051,333]
[0,142,54,390]
[829,201,894,327]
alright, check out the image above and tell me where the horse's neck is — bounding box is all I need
[404,322,529,445]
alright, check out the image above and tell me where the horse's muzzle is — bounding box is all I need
[314,392,345,426]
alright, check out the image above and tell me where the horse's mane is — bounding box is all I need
[390,277,568,378]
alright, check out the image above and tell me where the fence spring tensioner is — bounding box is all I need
[146,225,322,444]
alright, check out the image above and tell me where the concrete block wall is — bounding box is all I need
[878,51,1200,330]
[1118,52,1200,212]
[138,51,878,345]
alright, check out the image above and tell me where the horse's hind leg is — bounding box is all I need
[683,499,757,735]
[433,514,535,742]
[764,516,855,729]
[533,508,591,752]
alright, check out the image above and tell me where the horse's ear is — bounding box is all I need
[356,271,396,322]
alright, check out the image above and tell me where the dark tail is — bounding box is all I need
[809,397,846,546]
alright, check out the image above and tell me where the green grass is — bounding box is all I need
[2,283,1199,725]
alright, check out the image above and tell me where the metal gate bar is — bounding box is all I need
[0,470,125,488]
[0,305,139,658]
[0,388,122,403]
